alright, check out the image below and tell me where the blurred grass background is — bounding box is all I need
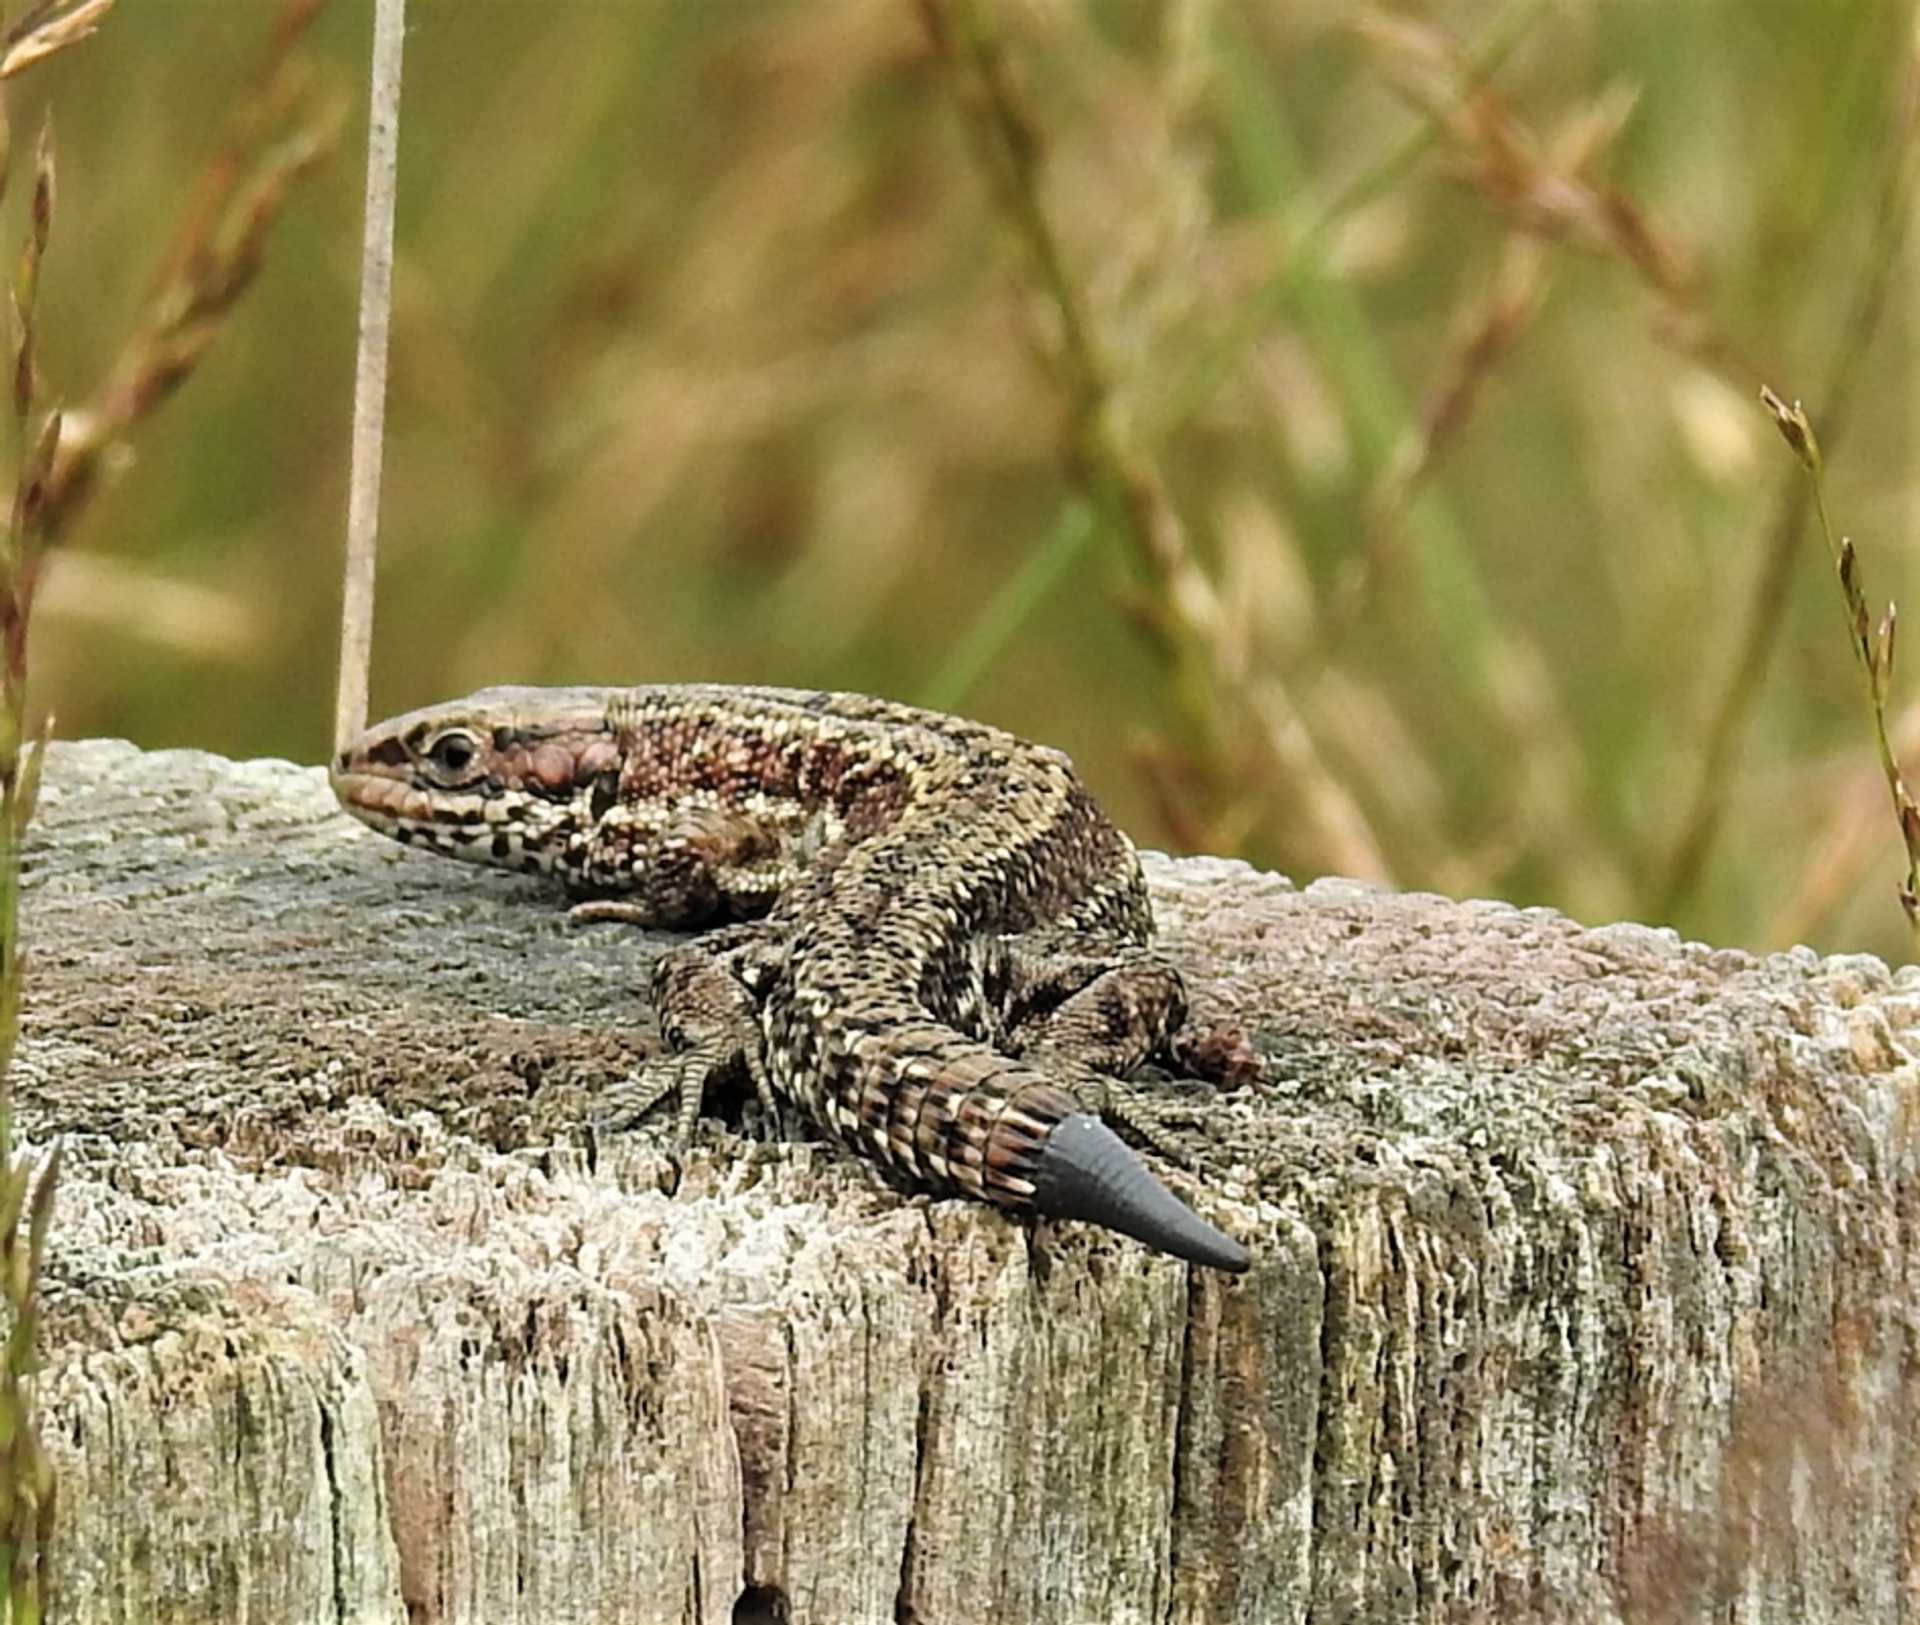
[17,0,1919,957]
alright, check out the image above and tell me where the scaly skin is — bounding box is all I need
[331,684,1250,1272]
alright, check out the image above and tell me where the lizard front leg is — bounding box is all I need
[595,924,787,1146]
[572,800,820,925]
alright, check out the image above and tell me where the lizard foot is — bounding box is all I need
[593,930,784,1158]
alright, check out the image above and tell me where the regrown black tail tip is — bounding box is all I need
[1030,1113,1250,1274]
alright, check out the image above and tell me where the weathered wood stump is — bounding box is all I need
[23,739,1920,1624]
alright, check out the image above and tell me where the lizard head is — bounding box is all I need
[331,686,626,884]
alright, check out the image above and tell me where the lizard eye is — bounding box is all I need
[422,727,484,783]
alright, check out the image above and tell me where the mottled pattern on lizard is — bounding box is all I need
[331,684,1251,1272]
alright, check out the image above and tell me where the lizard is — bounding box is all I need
[330,684,1252,1273]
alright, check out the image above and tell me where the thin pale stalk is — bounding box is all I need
[336,0,405,752]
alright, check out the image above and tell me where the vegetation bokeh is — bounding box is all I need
[22,0,1920,958]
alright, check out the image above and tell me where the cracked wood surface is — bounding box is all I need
[25,738,1920,1625]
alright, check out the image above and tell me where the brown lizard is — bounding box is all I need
[331,684,1251,1272]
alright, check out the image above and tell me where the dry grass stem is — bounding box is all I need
[1760,387,1920,938]
[1357,11,1728,549]
[1766,698,1920,946]
[1363,16,1698,313]
[0,10,112,1607]
[1369,233,1549,535]
[336,0,406,752]
[41,30,341,535]
[0,0,113,80]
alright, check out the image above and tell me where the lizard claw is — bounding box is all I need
[593,1023,784,1154]
[594,1050,708,1140]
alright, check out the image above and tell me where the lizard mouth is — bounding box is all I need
[331,757,577,878]
[329,760,424,829]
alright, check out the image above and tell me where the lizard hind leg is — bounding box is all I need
[988,940,1188,1075]
[977,944,1250,1272]
[981,937,1229,1165]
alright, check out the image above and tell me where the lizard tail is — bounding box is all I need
[1030,1114,1249,1274]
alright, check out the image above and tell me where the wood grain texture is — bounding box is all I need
[25,739,1920,1624]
